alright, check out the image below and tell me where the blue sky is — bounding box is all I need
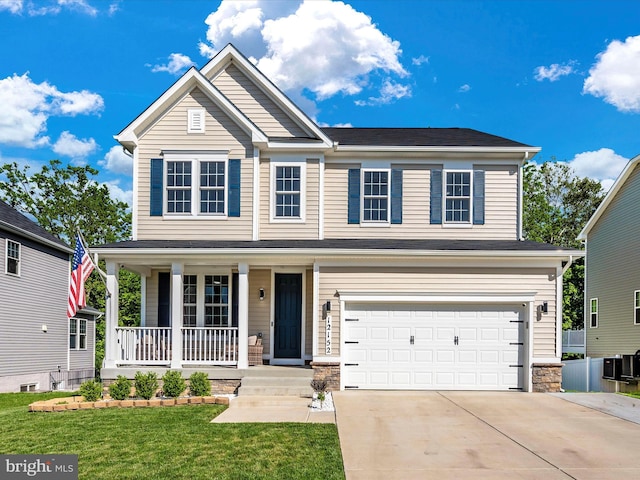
[1,0,640,206]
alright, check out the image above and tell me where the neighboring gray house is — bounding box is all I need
[578,154,640,376]
[0,200,97,392]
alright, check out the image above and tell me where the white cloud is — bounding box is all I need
[103,179,132,207]
[199,0,410,105]
[149,53,196,75]
[99,145,132,175]
[52,131,98,160]
[0,0,22,14]
[0,73,103,148]
[567,148,628,191]
[583,35,640,113]
[534,61,577,82]
[57,0,97,16]
[458,84,471,93]
[412,55,429,66]
[355,79,411,106]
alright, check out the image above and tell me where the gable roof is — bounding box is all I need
[578,153,640,240]
[0,200,71,252]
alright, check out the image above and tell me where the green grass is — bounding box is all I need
[622,391,640,399]
[0,392,345,480]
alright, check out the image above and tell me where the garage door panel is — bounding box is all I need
[343,304,524,391]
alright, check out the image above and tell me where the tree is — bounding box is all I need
[0,159,140,367]
[523,161,605,330]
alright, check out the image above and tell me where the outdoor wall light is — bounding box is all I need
[259,288,265,301]
[325,301,331,312]
[538,302,548,314]
[41,324,47,333]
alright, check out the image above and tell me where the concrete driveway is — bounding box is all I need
[333,391,640,480]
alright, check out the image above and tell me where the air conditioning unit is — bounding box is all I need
[603,357,622,380]
[621,351,640,380]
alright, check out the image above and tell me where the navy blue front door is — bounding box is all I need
[274,273,302,359]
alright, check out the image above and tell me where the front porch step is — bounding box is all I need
[238,368,314,397]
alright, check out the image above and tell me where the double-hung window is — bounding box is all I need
[362,170,389,223]
[181,273,231,327]
[5,239,20,275]
[635,291,640,325]
[69,318,87,350]
[164,153,228,216]
[445,171,471,223]
[183,275,198,327]
[590,298,598,328]
[271,161,305,221]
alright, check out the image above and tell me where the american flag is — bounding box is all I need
[67,234,95,318]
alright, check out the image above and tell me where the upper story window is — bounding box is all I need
[167,161,192,213]
[635,291,640,325]
[5,239,20,276]
[445,171,471,223]
[187,109,205,133]
[271,161,306,222]
[590,298,598,328]
[362,170,389,223]
[69,318,87,350]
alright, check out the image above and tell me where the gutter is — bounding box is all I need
[561,254,575,276]
[0,221,72,254]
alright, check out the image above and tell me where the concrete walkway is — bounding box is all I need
[333,391,640,480]
[211,395,335,423]
[551,392,640,424]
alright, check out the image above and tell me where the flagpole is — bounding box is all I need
[75,229,112,299]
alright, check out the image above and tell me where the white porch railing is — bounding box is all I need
[562,329,585,354]
[182,327,238,365]
[116,327,238,366]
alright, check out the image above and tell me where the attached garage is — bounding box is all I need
[342,303,525,391]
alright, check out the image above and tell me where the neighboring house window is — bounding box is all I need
[271,162,305,221]
[187,109,205,133]
[183,275,197,327]
[5,239,20,275]
[362,170,389,223]
[445,171,471,223]
[69,319,87,350]
[635,291,640,325]
[590,298,598,328]
[205,275,229,326]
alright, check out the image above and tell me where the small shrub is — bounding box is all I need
[108,375,132,401]
[161,370,186,398]
[134,371,159,400]
[310,379,327,393]
[79,379,102,402]
[189,372,211,397]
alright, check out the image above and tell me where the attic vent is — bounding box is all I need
[188,108,205,133]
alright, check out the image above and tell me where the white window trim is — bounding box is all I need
[361,168,391,226]
[635,290,640,325]
[442,169,473,227]
[590,298,598,328]
[5,239,20,276]
[270,160,306,223]
[163,152,228,219]
[187,108,205,133]
[69,318,87,350]
[183,269,233,328]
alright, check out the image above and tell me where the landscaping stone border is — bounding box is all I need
[29,395,229,412]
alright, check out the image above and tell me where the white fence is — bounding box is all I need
[562,329,585,354]
[561,357,617,392]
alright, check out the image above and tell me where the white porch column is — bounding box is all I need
[237,263,249,369]
[103,261,119,369]
[170,262,183,369]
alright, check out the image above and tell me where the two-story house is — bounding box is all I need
[95,44,580,393]
[0,200,97,392]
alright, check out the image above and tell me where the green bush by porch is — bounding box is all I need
[0,392,345,480]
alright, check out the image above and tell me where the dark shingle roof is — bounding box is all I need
[322,127,531,148]
[95,238,577,254]
[0,200,69,250]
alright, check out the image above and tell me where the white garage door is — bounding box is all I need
[343,303,524,390]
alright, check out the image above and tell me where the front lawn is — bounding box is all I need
[0,392,345,480]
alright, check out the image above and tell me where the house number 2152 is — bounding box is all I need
[325,315,332,354]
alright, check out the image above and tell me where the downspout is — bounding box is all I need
[561,255,574,276]
[518,151,529,241]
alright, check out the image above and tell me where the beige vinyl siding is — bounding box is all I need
[136,87,253,240]
[249,269,271,355]
[259,158,320,239]
[586,164,640,357]
[211,64,309,138]
[323,163,518,240]
[317,267,557,358]
[0,236,69,378]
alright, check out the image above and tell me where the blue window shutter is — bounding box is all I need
[473,170,485,225]
[150,158,163,217]
[391,168,403,224]
[430,169,442,224]
[228,159,241,217]
[348,168,361,224]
